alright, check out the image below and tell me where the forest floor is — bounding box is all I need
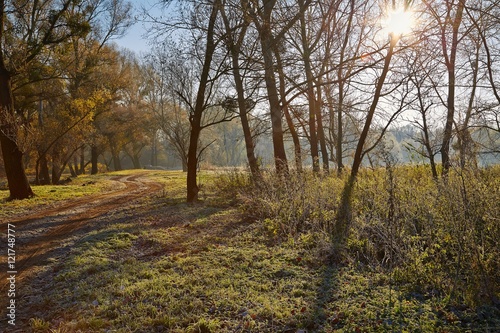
[0,170,498,332]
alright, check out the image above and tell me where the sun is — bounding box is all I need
[382,7,414,37]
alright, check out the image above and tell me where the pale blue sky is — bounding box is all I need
[113,0,160,55]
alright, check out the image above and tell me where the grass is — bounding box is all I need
[5,169,498,332]
[0,173,114,218]
[0,170,189,218]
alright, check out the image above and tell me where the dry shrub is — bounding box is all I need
[214,165,500,306]
[239,170,342,236]
[351,165,500,306]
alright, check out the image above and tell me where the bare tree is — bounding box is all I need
[220,1,261,178]
[424,0,467,176]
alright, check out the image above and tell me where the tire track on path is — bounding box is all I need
[0,172,164,292]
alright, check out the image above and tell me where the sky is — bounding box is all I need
[113,23,150,55]
[112,0,160,56]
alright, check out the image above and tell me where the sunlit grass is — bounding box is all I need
[0,169,196,219]
[27,202,321,332]
[0,175,113,219]
[12,168,500,332]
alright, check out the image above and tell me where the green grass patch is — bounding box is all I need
[16,168,500,332]
[0,175,114,218]
[0,169,196,218]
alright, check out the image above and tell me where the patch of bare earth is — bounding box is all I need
[0,173,166,327]
[0,172,251,330]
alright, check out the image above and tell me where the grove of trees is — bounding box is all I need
[1,0,500,209]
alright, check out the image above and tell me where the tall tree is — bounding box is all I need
[335,1,411,238]
[242,0,312,173]
[185,0,221,202]
[220,2,261,179]
[434,0,466,176]
[0,0,91,199]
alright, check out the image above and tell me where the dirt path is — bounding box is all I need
[0,172,164,291]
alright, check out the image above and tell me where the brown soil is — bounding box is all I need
[0,172,164,292]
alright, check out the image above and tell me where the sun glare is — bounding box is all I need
[383,8,414,37]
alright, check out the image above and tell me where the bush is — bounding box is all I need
[214,165,500,307]
[240,170,342,236]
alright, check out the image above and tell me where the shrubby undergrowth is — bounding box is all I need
[215,165,500,308]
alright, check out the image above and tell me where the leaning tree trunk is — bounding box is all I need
[221,8,260,179]
[0,66,34,199]
[335,36,396,239]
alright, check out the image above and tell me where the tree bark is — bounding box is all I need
[79,146,85,174]
[275,51,302,172]
[91,144,99,174]
[316,83,329,172]
[0,67,34,199]
[131,154,141,169]
[258,1,288,174]
[299,4,319,172]
[220,8,260,179]
[335,0,355,175]
[440,0,465,176]
[51,149,62,185]
[112,151,122,171]
[186,0,220,202]
[38,152,51,185]
[421,111,439,179]
[335,36,396,238]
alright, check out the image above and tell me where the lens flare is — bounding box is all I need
[383,8,413,37]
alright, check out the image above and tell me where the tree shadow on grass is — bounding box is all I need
[300,263,339,332]
[11,198,247,330]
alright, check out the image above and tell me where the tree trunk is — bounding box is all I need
[421,113,438,179]
[0,67,34,199]
[316,84,329,172]
[150,133,157,166]
[51,150,61,185]
[112,151,122,171]
[220,9,260,179]
[181,155,188,172]
[440,0,465,177]
[187,120,201,201]
[38,151,51,185]
[335,36,396,238]
[69,162,77,177]
[79,146,85,174]
[458,41,479,170]
[299,5,319,172]
[91,144,99,174]
[275,50,302,171]
[335,0,355,175]
[186,0,220,202]
[132,154,141,169]
[336,79,345,174]
[259,2,288,174]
